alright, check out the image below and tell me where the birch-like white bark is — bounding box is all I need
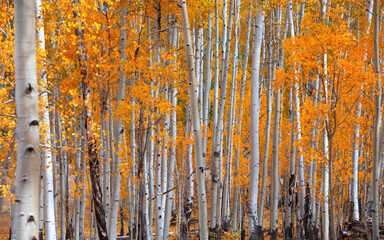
[211,0,229,228]
[108,5,127,239]
[79,127,86,240]
[179,0,209,238]
[222,0,240,227]
[270,89,281,240]
[210,0,220,229]
[212,0,220,163]
[39,169,44,239]
[103,109,111,228]
[54,91,66,240]
[195,28,201,101]
[147,16,155,240]
[36,0,57,238]
[351,104,361,221]
[258,50,272,230]
[202,14,212,161]
[13,0,41,238]
[248,9,264,239]
[371,0,380,236]
[213,0,234,229]
[232,4,251,231]
[287,2,305,233]
[199,28,204,123]
[155,132,164,239]
[159,86,170,237]
[163,28,178,239]
[74,116,82,240]
[282,3,294,234]
[322,129,330,240]
[309,77,319,235]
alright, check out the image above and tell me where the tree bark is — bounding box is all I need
[13,0,41,238]
[73,1,108,238]
[270,89,281,240]
[232,6,252,232]
[179,0,209,239]
[108,5,127,239]
[248,9,264,240]
[36,0,57,238]
[371,0,381,237]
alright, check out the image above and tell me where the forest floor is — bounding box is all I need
[0,200,283,239]
[0,200,10,239]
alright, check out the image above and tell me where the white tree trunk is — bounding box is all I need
[163,28,178,239]
[108,5,127,239]
[36,0,57,238]
[147,16,155,240]
[258,62,272,230]
[322,129,330,240]
[155,133,164,239]
[270,89,281,240]
[202,14,212,161]
[222,0,240,227]
[351,104,361,221]
[371,0,381,237]
[13,0,41,238]
[232,5,252,232]
[248,9,264,239]
[179,0,209,238]
[287,2,305,234]
[211,0,234,231]
[210,0,220,230]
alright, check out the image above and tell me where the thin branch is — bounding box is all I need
[0,113,15,118]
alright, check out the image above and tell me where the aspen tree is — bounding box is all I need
[211,0,234,234]
[79,120,86,240]
[147,16,155,240]
[249,8,264,240]
[351,104,361,222]
[258,9,275,234]
[308,78,319,239]
[202,14,212,161]
[100,108,110,229]
[210,0,221,231]
[212,0,220,172]
[36,0,57,238]
[54,90,69,239]
[322,129,330,240]
[350,0,374,222]
[199,29,205,124]
[182,104,194,237]
[72,98,86,239]
[108,4,127,240]
[39,176,44,239]
[320,37,330,240]
[143,146,151,240]
[13,0,41,238]
[163,28,178,240]
[320,1,333,239]
[232,4,252,232]
[195,27,203,124]
[179,0,209,238]
[287,2,305,236]
[155,122,164,240]
[370,0,380,237]
[284,3,295,237]
[160,86,170,238]
[73,0,108,238]
[270,76,281,240]
[222,0,240,228]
